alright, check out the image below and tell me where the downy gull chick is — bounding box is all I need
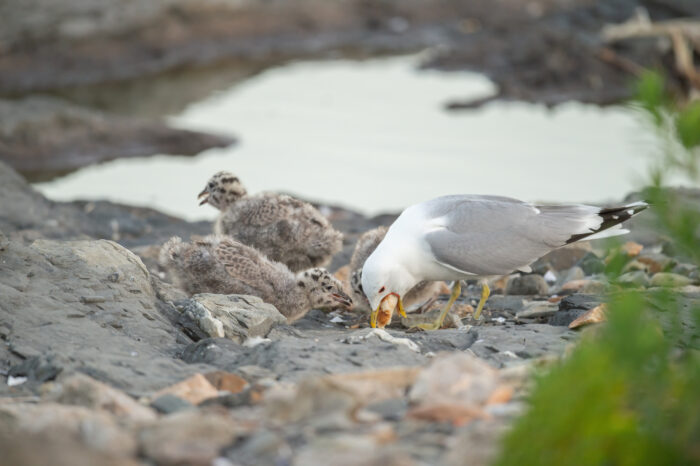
[198,171,343,272]
[160,235,352,323]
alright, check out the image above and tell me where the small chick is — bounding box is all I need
[160,235,352,323]
[198,171,343,272]
[349,226,445,313]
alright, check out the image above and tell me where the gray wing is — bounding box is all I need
[423,196,598,275]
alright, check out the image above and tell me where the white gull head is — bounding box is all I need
[361,242,416,313]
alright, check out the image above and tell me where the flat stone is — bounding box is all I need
[152,373,219,405]
[577,251,605,275]
[8,353,63,384]
[485,296,526,312]
[558,294,602,311]
[139,409,240,466]
[618,271,650,288]
[203,371,248,394]
[516,302,559,319]
[650,272,693,288]
[43,373,156,423]
[150,394,194,414]
[0,402,137,457]
[175,294,286,344]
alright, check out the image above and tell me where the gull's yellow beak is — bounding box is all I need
[369,293,406,328]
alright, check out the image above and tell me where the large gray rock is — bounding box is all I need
[0,160,212,249]
[0,97,234,180]
[0,237,210,395]
[175,294,286,344]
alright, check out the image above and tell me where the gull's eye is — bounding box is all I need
[379,286,386,293]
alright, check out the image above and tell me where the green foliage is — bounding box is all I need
[495,73,700,466]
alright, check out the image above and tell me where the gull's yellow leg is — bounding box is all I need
[473,282,490,320]
[397,297,407,318]
[415,281,461,331]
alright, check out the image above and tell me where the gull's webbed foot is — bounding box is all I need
[408,281,462,331]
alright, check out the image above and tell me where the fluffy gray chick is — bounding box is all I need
[198,171,343,272]
[160,235,352,323]
[349,226,446,312]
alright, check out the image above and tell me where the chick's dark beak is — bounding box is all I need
[197,189,209,206]
[331,292,353,309]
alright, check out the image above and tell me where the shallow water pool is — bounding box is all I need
[35,54,672,220]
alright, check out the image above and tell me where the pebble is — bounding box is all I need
[617,271,650,288]
[577,251,605,275]
[649,272,693,288]
[150,394,194,414]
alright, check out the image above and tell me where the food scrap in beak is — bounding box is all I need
[197,189,209,206]
[372,293,399,328]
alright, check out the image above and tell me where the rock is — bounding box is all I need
[444,420,510,466]
[225,430,293,466]
[672,263,698,278]
[649,272,693,288]
[0,236,207,396]
[139,409,240,466]
[484,296,526,313]
[618,271,650,288]
[43,373,156,423]
[516,302,559,319]
[548,310,588,327]
[0,428,141,466]
[408,352,501,423]
[203,371,248,394]
[621,241,644,257]
[8,353,63,384]
[623,259,650,273]
[265,367,419,429]
[554,267,585,292]
[293,435,415,466]
[153,374,219,405]
[505,275,549,296]
[550,294,603,326]
[0,402,137,457]
[176,294,286,344]
[569,304,607,329]
[558,294,602,311]
[581,280,607,294]
[560,279,591,293]
[0,97,234,180]
[234,365,277,384]
[150,394,194,414]
[637,252,675,274]
[367,398,409,421]
[577,252,605,275]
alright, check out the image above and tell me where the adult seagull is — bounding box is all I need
[361,195,647,330]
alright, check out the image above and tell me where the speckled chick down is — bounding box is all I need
[198,171,343,272]
[349,226,446,312]
[160,235,352,323]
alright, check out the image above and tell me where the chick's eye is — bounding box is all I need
[379,286,386,293]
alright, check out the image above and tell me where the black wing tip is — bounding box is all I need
[565,201,648,245]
